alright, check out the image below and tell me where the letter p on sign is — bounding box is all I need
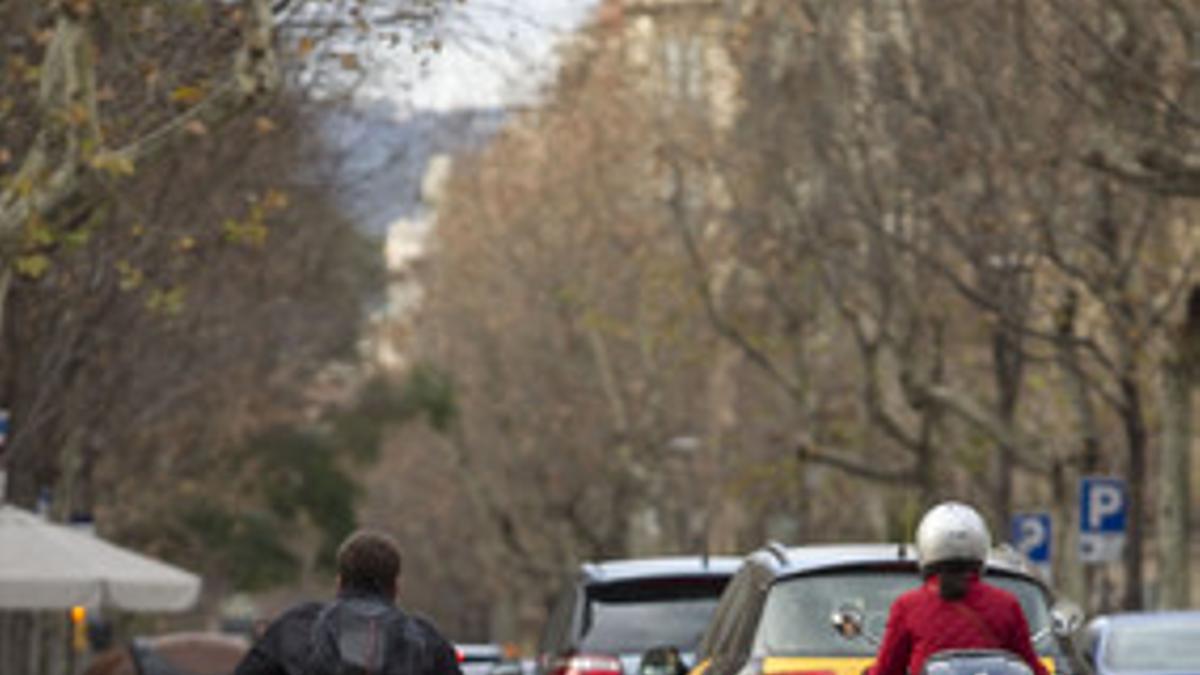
[1081,477,1126,533]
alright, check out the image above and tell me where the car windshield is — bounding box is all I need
[580,577,728,654]
[754,570,1053,657]
[1103,619,1200,672]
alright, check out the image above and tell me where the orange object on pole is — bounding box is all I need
[70,605,88,652]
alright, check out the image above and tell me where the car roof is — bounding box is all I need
[580,555,742,583]
[457,643,504,658]
[746,542,1044,583]
[1089,610,1200,629]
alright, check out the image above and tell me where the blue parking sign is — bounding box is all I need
[1080,477,1126,563]
[1011,513,1052,565]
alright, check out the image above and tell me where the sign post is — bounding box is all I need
[1079,476,1127,564]
[1011,512,1052,578]
[0,408,8,502]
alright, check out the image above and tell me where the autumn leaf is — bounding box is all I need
[63,228,92,249]
[184,119,209,136]
[31,28,54,46]
[90,151,136,176]
[66,0,94,17]
[176,236,197,252]
[146,286,187,316]
[116,260,144,291]
[66,103,90,127]
[339,53,361,71]
[170,85,207,106]
[254,116,278,134]
[297,36,316,57]
[141,62,161,87]
[15,255,51,279]
[0,148,11,166]
[25,216,54,246]
[262,189,290,211]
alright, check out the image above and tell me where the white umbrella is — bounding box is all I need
[0,504,201,611]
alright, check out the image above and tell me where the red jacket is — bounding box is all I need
[867,574,1051,675]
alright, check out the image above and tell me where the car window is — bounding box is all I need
[579,577,729,654]
[752,571,1053,657]
[1103,620,1200,671]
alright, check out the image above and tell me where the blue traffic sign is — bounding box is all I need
[1079,476,1127,563]
[1081,477,1127,534]
[1011,513,1052,564]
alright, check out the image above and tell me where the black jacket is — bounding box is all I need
[234,593,461,675]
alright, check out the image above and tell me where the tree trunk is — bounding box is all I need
[1055,290,1101,606]
[1156,286,1199,608]
[1121,374,1148,609]
[990,323,1023,525]
[1158,362,1191,607]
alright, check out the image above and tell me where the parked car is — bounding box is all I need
[686,543,1084,675]
[1081,610,1200,674]
[536,556,742,675]
[453,643,520,675]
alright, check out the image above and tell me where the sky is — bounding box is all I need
[371,0,600,112]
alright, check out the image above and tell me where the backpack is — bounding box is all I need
[306,597,419,675]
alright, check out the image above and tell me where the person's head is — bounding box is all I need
[336,530,402,598]
[915,501,991,599]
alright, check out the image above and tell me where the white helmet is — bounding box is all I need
[915,502,991,570]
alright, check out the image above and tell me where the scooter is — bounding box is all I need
[918,650,1034,675]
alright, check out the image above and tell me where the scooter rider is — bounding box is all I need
[866,502,1050,675]
[234,530,463,675]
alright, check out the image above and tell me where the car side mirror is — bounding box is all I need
[830,605,866,640]
[1050,600,1084,637]
[639,645,687,675]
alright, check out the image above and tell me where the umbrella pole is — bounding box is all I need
[30,610,43,675]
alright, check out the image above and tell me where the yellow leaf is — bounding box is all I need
[63,228,91,249]
[25,215,54,246]
[15,254,50,279]
[262,189,289,211]
[169,85,206,105]
[254,116,277,134]
[14,176,35,197]
[176,236,196,251]
[116,261,144,291]
[297,36,316,57]
[90,151,135,176]
[66,103,90,126]
[146,286,186,316]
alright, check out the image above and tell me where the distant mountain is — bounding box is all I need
[321,100,508,237]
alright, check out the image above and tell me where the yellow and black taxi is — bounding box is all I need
[683,543,1083,675]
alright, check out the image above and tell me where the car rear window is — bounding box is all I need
[753,570,1053,657]
[1104,620,1200,671]
[580,577,729,654]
